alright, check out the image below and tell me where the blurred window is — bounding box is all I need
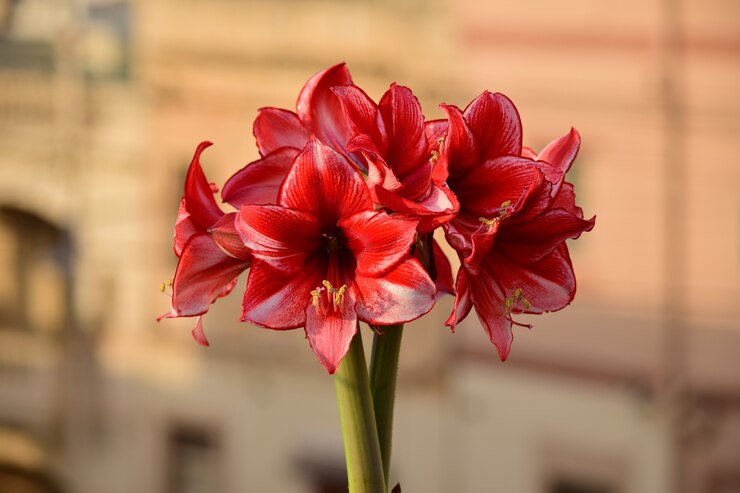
[0,208,70,333]
[548,477,616,493]
[84,2,132,80]
[168,426,222,493]
[0,0,56,72]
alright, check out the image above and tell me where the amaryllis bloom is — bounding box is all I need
[236,140,436,373]
[160,142,251,345]
[440,92,595,359]
[332,83,458,233]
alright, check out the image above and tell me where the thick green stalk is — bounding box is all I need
[335,330,387,493]
[369,323,403,488]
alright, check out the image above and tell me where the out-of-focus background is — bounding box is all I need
[0,0,738,492]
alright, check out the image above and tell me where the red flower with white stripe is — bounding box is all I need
[440,92,595,360]
[160,142,251,345]
[236,140,436,373]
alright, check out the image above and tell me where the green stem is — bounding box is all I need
[369,323,403,488]
[335,330,387,493]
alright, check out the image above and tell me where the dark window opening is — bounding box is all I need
[167,426,222,493]
[548,477,617,493]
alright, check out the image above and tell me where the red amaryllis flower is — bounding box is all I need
[440,92,595,360]
[332,83,458,233]
[160,142,251,345]
[236,140,436,373]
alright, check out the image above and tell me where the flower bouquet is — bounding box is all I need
[159,63,594,492]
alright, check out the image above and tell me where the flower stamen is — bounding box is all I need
[311,280,349,314]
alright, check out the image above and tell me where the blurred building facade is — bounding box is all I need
[0,1,738,492]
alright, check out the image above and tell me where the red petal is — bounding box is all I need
[377,84,428,178]
[482,245,576,315]
[463,91,522,159]
[432,239,455,297]
[521,146,538,159]
[296,63,354,152]
[466,272,513,360]
[339,210,418,277]
[463,221,500,276]
[373,181,458,233]
[278,141,372,225]
[500,209,595,264]
[551,181,584,217]
[440,104,478,175]
[241,258,323,330]
[174,198,199,257]
[456,156,541,219]
[424,119,448,150]
[236,205,321,270]
[353,257,435,325]
[332,85,387,156]
[208,212,251,260]
[536,128,580,176]
[183,142,223,230]
[222,147,298,209]
[253,108,309,156]
[444,267,473,331]
[191,316,210,346]
[170,233,249,317]
[533,128,581,198]
[305,289,358,374]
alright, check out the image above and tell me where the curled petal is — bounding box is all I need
[463,91,522,159]
[170,233,249,318]
[191,316,210,346]
[296,63,354,152]
[535,128,580,177]
[278,141,372,225]
[354,257,435,325]
[305,289,358,374]
[445,267,473,331]
[339,210,418,277]
[222,147,298,209]
[183,142,223,230]
[253,108,309,156]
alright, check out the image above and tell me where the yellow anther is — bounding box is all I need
[160,279,174,295]
[501,200,511,208]
[430,150,440,165]
[479,216,498,228]
[333,284,348,307]
[503,287,531,315]
[310,287,324,307]
[313,280,349,313]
